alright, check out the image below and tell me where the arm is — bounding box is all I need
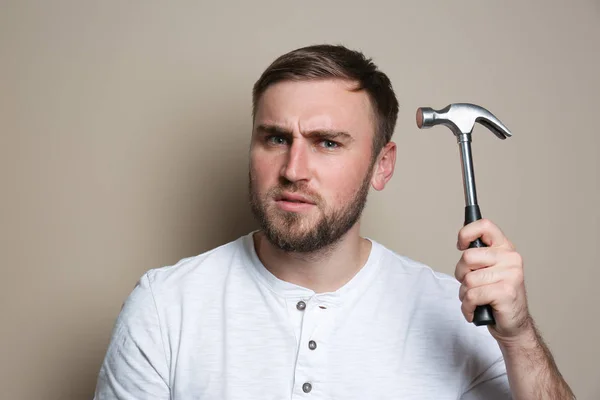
[497,319,574,399]
[94,272,170,400]
[455,219,575,400]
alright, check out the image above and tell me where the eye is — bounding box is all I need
[266,135,288,146]
[320,140,340,149]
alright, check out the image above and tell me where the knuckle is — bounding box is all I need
[462,249,477,265]
[480,218,492,229]
[464,288,477,303]
[463,272,477,289]
[458,285,466,301]
[454,269,463,282]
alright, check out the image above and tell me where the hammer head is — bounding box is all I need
[416,103,512,139]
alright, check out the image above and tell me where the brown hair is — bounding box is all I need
[252,44,399,162]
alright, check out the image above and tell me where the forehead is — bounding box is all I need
[254,79,375,136]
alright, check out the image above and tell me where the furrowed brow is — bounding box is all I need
[255,124,292,136]
[255,125,354,143]
[305,130,354,142]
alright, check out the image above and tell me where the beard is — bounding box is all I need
[248,165,374,254]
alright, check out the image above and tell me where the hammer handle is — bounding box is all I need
[464,205,496,326]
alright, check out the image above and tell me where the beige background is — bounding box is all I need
[1,1,599,399]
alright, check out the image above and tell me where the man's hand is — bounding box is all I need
[455,218,576,399]
[455,218,534,346]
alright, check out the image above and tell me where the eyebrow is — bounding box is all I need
[255,124,354,142]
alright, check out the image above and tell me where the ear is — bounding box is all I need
[371,141,397,191]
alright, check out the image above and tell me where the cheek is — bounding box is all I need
[250,154,278,189]
[322,162,370,202]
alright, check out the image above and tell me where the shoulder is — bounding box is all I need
[114,232,255,336]
[368,240,502,346]
[143,233,252,295]
[373,240,461,296]
[371,240,506,374]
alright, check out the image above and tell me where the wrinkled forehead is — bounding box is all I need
[253,79,376,138]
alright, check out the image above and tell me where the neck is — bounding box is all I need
[253,224,372,293]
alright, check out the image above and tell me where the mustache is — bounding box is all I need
[269,184,322,205]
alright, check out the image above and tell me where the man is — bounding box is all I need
[94,44,574,399]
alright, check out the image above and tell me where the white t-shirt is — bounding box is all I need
[94,231,512,399]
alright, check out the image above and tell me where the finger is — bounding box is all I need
[457,218,513,250]
[458,267,514,301]
[455,247,497,282]
[460,281,517,322]
[455,248,521,282]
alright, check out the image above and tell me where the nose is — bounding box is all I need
[281,139,311,183]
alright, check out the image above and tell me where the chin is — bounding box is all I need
[267,215,320,237]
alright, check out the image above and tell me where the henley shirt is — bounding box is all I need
[94,231,512,399]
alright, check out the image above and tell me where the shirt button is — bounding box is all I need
[296,301,306,311]
[302,382,312,393]
[308,340,317,350]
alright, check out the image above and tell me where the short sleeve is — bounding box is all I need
[94,272,170,400]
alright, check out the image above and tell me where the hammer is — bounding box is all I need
[415,103,512,326]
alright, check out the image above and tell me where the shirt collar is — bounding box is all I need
[243,230,383,305]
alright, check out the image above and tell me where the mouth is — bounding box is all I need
[274,192,316,211]
[275,192,315,204]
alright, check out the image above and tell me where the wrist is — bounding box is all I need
[495,318,540,354]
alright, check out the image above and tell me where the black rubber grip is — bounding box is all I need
[464,205,496,326]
